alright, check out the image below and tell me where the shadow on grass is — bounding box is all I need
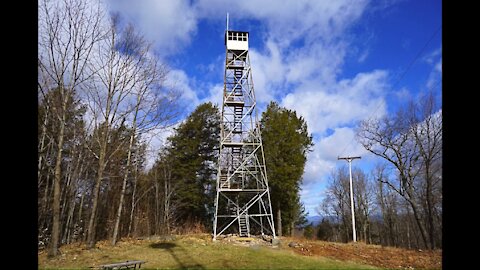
[150,242,177,249]
[150,242,204,269]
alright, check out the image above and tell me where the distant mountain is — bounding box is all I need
[306,215,322,226]
[306,214,384,227]
[306,215,339,226]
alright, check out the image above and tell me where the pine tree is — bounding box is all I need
[260,101,313,236]
[38,87,87,254]
[164,102,220,228]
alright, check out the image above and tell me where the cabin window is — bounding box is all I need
[227,32,248,42]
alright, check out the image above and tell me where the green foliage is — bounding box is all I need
[38,87,87,225]
[38,87,87,157]
[317,218,334,241]
[304,222,315,239]
[161,102,221,226]
[260,101,313,234]
[294,198,309,228]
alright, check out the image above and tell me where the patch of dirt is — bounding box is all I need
[284,237,441,269]
[214,234,274,247]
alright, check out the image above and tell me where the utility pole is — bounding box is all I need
[338,156,361,242]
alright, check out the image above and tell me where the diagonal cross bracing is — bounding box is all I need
[213,28,276,240]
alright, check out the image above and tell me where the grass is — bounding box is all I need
[38,234,378,269]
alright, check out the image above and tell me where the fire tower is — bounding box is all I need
[212,22,276,240]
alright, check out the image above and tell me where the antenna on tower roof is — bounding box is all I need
[226,12,229,31]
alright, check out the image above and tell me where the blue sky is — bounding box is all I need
[104,0,442,216]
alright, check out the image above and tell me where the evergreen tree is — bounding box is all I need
[165,102,220,227]
[317,218,334,241]
[304,222,315,239]
[260,101,313,236]
[38,87,87,252]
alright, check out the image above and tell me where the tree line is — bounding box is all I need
[38,0,441,258]
[38,0,313,257]
[313,92,442,250]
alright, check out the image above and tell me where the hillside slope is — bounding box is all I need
[38,234,440,269]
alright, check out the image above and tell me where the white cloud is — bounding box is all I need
[423,47,442,65]
[195,0,369,45]
[164,69,200,109]
[281,69,389,213]
[106,0,198,56]
[281,70,388,135]
[426,58,442,89]
[192,0,370,106]
[302,127,368,185]
[358,50,369,63]
[249,41,286,103]
[199,83,223,108]
[299,186,326,216]
[303,150,336,186]
[435,61,442,73]
[142,125,176,171]
[96,0,409,217]
[422,47,442,89]
[394,87,411,100]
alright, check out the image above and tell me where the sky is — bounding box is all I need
[103,0,442,216]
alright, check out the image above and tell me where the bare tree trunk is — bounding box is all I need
[127,161,139,237]
[78,190,85,224]
[49,103,66,257]
[164,176,170,235]
[38,102,50,183]
[154,169,160,234]
[60,157,75,226]
[63,152,85,245]
[363,223,367,244]
[406,221,411,249]
[162,162,173,235]
[40,145,53,228]
[87,144,107,249]
[368,224,372,244]
[112,131,135,245]
[426,182,435,249]
[407,198,429,249]
[63,196,76,244]
[276,206,282,237]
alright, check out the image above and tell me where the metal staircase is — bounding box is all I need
[238,213,250,237]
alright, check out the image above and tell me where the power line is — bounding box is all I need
[391,25,441,90]
[337,25,442,158]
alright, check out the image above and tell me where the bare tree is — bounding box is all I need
[157,151,179,235]
[373,163,400,246]
[110,23,177,246]
[408,93,442,249]
[356,91,442,249]
[321,167,352,242]
[83,15,137,249]
[352,168,375,244]
[83,15,178,248]
[38,0,104,256]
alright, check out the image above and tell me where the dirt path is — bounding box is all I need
[283,237,441,269]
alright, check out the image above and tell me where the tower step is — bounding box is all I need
[220,174,229,189]
[234,107,243,131]
[238,214,249,237]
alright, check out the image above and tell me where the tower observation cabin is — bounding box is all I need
[225,31,249,51]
